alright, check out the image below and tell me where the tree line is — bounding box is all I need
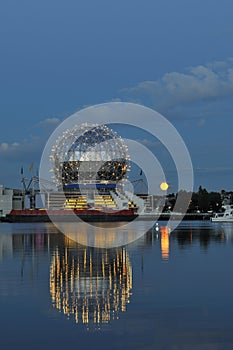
[165,187,233,213]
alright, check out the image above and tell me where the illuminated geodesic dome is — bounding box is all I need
[50,123,130,187]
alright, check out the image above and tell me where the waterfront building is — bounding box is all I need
[0,185,23,217]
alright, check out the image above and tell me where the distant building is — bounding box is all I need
[0,185,23,217]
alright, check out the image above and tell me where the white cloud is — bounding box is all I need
[122,58,233,112]
[0,143,9,151]
[0,117,60,165]
[12,142,20,147]
[0,137,43,163]
[38,117,60,127]
[0,142,20,152]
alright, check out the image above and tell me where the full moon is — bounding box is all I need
[160,182,169,191]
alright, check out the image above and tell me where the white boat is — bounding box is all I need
[211,205,233,222]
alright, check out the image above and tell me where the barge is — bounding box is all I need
[3,209,138,223]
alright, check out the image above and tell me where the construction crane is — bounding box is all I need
[21,175,56,209]
[131,177,148,195]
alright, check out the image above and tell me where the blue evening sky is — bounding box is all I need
[0,0,233,191]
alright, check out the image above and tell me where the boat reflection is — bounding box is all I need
[219,223,233,240]
[49,238,132,326]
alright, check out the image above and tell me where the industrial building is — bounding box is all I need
[0,185,23,217]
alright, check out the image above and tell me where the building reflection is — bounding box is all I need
[49,240,132,326]
[1,221,232,318]
[147,223,229,260]
[0,234,13,260]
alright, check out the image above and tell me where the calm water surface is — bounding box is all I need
[0,221,233,350]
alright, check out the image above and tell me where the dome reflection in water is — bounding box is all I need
[50,236,132,326]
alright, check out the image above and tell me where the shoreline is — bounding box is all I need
[0,210,212,223]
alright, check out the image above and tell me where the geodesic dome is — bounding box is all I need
[50,123,130,188]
